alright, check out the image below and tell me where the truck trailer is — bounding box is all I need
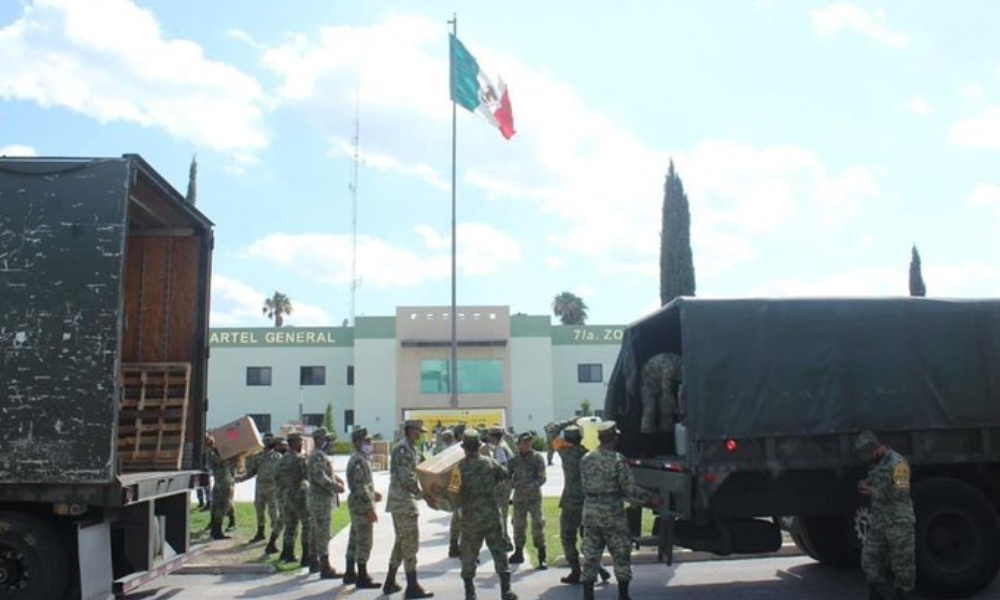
[604,297,1000,597]
[0,155,214,599]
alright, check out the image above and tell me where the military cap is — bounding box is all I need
[312,426,329,438]
[352,427,371,442]
[286,431,303,441]
[517,431,534,443]
[596,420,620,436]
[855,430,880,456]
[441,429,455,441]
[271,436,286,444]
[462,429,482,447]
[403,419,428,432]
[563,425,582,438]
[262,431,274,439]
[488,425,504,436]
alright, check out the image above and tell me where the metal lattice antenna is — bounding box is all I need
[349,91,362,325]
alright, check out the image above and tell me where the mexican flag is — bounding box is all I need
[449,34,515,140]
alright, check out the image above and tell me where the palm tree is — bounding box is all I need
[553,291,588,325]
[262,291,293,327]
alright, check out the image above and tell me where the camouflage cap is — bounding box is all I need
[403,419,428,432]
[596,420,620,436]
[286,431,303,442]
[352,427,371,442]
[488,425,504,437]
[271,436,286,444]
[855,430,880,456]
[441,429,455,441]
[462,429,482,447]
[563,425,582,440]
[312,426,329,438]
[517,431,534,443]
[262,432,274,440]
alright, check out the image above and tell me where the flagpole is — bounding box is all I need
[448,14,459,409]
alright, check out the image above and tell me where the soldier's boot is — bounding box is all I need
[403,571,434,598]
[382,566,402,595]
[250,525,266,543]
[355,562,381,589]
[209,521,230,540]
[279,544,297,564]
[866,583,885,600]
[263,534,279,555]
[299,533,311,568]
[226,513,236,532]
[893,589,909,600]
[449,539,461,558]
[537,546,548,570]
[342,559,357,585]
[463,577,477,600]
[598,566,612,583]
[508,546,524,564]
[320,554,343,579]
[583,581,596,600]
[560,566,581,584]
[617,580,631,600]
[499,572,518,600]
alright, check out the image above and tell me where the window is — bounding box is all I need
[247,413,271,434]
[344,409,355,433]
[246,366,272,386]
[578,363,603,383]
[420,359,503,394]
[302,413,325,427]
[300,366,326,386]
[347,365,354,386]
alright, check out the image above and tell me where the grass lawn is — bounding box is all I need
[191,501,351,572]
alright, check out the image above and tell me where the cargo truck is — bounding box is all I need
[604,297,1000,598]
[0,155,214,600]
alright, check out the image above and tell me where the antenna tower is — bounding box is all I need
[349,95,361,325]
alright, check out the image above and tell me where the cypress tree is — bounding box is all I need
[186,154,198,205]
[660,160,696,305]
[909,244,927,297]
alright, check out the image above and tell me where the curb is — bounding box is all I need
[174,564,277,575]
[548,544,802,568]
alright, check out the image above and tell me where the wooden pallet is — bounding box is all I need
[118,362,192,472]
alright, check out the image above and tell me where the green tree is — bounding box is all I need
[909,244,927,297]
[580,398,593,417]
[323,401,337,441]
[262,291,293,327]
[660,159,696,305]
[553,291,588,325]
[185,154,198,205]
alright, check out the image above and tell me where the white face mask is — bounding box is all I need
[361,443,374,456]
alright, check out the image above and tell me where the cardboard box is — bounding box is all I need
[211,415,263,460]
[415,443,465,512]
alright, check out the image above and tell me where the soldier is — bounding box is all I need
[343,426,383,588]
[383,419,433,598]
[206,433,237,540]
[543,422,559,466]
[307,426,345,579]
[856,431,915,600]
[640,352,683,434]
[580,421,661,600]
[276,431,310,565]
[507,431,547,569]
[452,429,519,600]
[237,433,280,543]
[486,426,514,543]
[263,436,288,554]
[440,429,465,558]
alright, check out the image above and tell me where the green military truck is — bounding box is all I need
[604,297,1000,598]
[0,155,214,599]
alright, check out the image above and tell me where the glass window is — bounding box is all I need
[420,359,503,394]
[302,413,324,427]
[247,413,271,434]
[347,365,354,386]
[300,366,326,386]
[246,366,272,386]
[344,409,355,433]
[577,363,603,383]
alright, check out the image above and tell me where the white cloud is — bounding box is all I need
[949,107,1000,150]
[811,3,910,48]
[545,256,565,269]
[210,275,331,326]
[751,261,1000,298]
[329,139,449,191]
[0,144,36,156]
[959,84,984,100]
[966,183,1000,228]
[908,96,933,116]
[239,223,522,288]
[0,0,268,163]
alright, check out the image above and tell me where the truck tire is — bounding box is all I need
[914,478,1000,598]
[0,512,70,600]
[797,514,861,568]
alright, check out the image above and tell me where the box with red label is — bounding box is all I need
[211,415,264,460]
[415,443,465,512]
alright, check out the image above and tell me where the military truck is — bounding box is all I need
[604,297,1000,598]
[0,155,214,599]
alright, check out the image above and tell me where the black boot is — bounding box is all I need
[264,534,279,554]
[583,581,596,600]
[356,562,381,589]
[618,579,631,600]
[560,567,581,584]
[383,566,402,595]
[226,512,236,532]
[463,577,477,600]
[404,570,434,598]
[500,572,518,600]
[320,554,343,579]
[509,546,524,564]
[210,521,230,540]
[300,533,311,568]
[599,566,612,583]
[250,525,265,543]
[449,539,461,557]
[343,559,357,585]
[893,589,909,600]
[279,544,297,563]
[308,553,319,573]
[867,583,885,600]
[537,546,548,570]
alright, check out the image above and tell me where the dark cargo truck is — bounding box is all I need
[604,297,1000,598]
[0,155,213,600]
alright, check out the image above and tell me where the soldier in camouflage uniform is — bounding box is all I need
[856,431,915,600]
[276,431,310,565]
[639,352,683,434]
[580,421,662,600]
[237,433,281,543]
[452,429,519,600]
[507,431,547,569]
[383,420,433,598]
[307,427,345,579]
[486,426,514,544]
[343,426,382,589]
[263,436,288,554]
[206,433,237,540]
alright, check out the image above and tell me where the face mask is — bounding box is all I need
[361,443,374,456]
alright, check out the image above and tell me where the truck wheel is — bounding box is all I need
[914,479,1000,598]
[797,514,861,568]
[0,512,70,600]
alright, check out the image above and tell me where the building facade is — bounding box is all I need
[207,305,624,440]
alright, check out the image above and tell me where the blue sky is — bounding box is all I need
[3,0,999,327]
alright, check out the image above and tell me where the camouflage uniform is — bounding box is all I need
[857,432,916,595]
[580,425,653,586]
[557,426,588,573]
[383,420,432,597]
[307,428,342,574]
[241,444,282,538]
[454,430,518,600]
[208,446,236,537]
[276,436,310,562]
[639,352,682,433]
[488,430,514,539]
[346,433,377,565]
[508,435,546,563]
